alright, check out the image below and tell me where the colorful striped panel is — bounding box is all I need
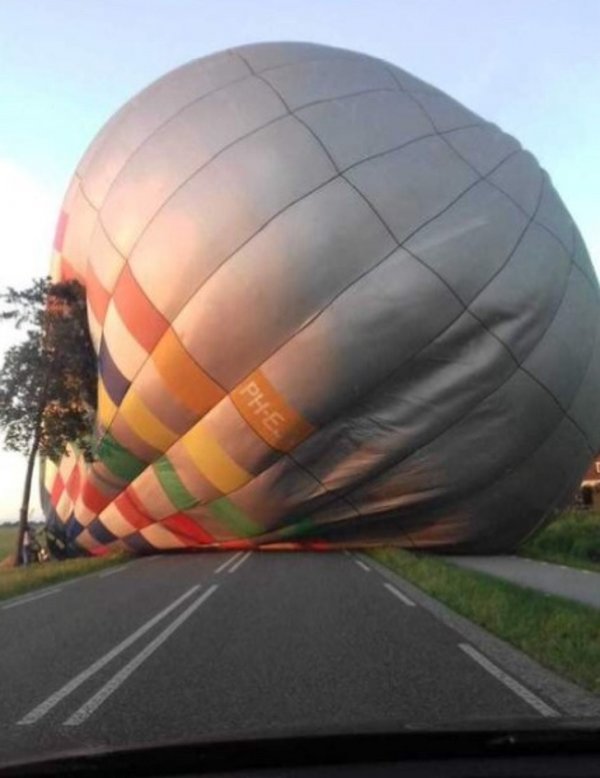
[231,370,315,452]
[114,490,154,530]
[86,263,111,325]
[162,513,214,545]
[113,265,169,352]
[118,390,178,452]
[151,328,225,416]
[180,424,251,493]
[153,457,199,511]
[96,433,146,481]
[102,302,148,381]
[208,497,261,538]
[99,341,130,406]
[139,523,186,550]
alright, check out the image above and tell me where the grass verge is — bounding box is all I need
[369,547,600,694]
[0,526,17,563]
[519,510,600,573]
[0,552,130,603]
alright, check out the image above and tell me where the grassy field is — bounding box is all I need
[369,547,600,694]
[0,525,17,563]
[519,510,600,573]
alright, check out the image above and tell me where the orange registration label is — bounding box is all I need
[231,370,315,453]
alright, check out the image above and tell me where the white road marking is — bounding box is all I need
[214,551,243,574]
[64,585,218,726]
[98,564,129,578]
[2,587,62,610]
[18,585,200,725]
[459,643,559,718]
[383,582,415,607]
[228,551,252,574]
[355,559,371,573]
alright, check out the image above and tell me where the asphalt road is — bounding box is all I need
[0,551,562,764]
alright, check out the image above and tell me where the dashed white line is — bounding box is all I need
[98,564,129,578]
[18,585,200,725]
[2,587,62,610]
[214,551,243,574]
[383,582,415,607]
[64,585,218,726]
[458,643,559,718]
[355,559,371,573]
[228,551,252,574]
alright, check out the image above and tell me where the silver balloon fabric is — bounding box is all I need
[43,42,600,555]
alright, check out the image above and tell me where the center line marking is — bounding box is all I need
[214,551,243,574]
[354,559,371,573]
[2,587,62,610]
[18,585,200,725]
[383,582,415,607]
[459,643,559,718]
[64,585,218,726]
[229,551,252,574]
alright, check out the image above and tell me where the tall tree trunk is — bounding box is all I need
[14,432,40,567]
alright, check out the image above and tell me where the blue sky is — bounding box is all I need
[0,0,598,519]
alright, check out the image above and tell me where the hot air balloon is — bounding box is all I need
[42,41,600,555]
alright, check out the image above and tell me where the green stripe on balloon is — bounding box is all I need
[275,518,315,539]
[153,457,199,510]
[96,434,146,481]
[208,497,261,537]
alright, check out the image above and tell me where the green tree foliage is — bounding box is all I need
[0,278,97,565]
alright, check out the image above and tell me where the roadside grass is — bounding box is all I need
[369,547,600,694]
[0,526,17,563]
[519,510,600,573]
[0,552,131,603]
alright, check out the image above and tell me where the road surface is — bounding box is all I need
[0,551,565,764]
[444,555,600,609]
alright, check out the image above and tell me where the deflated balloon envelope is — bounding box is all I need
[41,41,600,556]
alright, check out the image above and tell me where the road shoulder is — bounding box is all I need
[360,552,600,718]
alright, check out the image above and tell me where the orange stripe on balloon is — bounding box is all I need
[231,370,315,452]
[151,329,225,417]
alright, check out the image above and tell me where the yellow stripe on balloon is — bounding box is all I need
[97,378,117,428]
[181,424,251,493]
[119,390,179,452]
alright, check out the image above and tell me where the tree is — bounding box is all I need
[0,278,97,565]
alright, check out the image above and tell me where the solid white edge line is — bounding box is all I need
[228,551,252,574]
[383,582,415,607]
[2,587,62,610]
[214,551,243,574]
[98,564,129,578]
[459,643,559,718]
[17,585,201,725]
[355,559,371,573]
[64,585,219,726]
